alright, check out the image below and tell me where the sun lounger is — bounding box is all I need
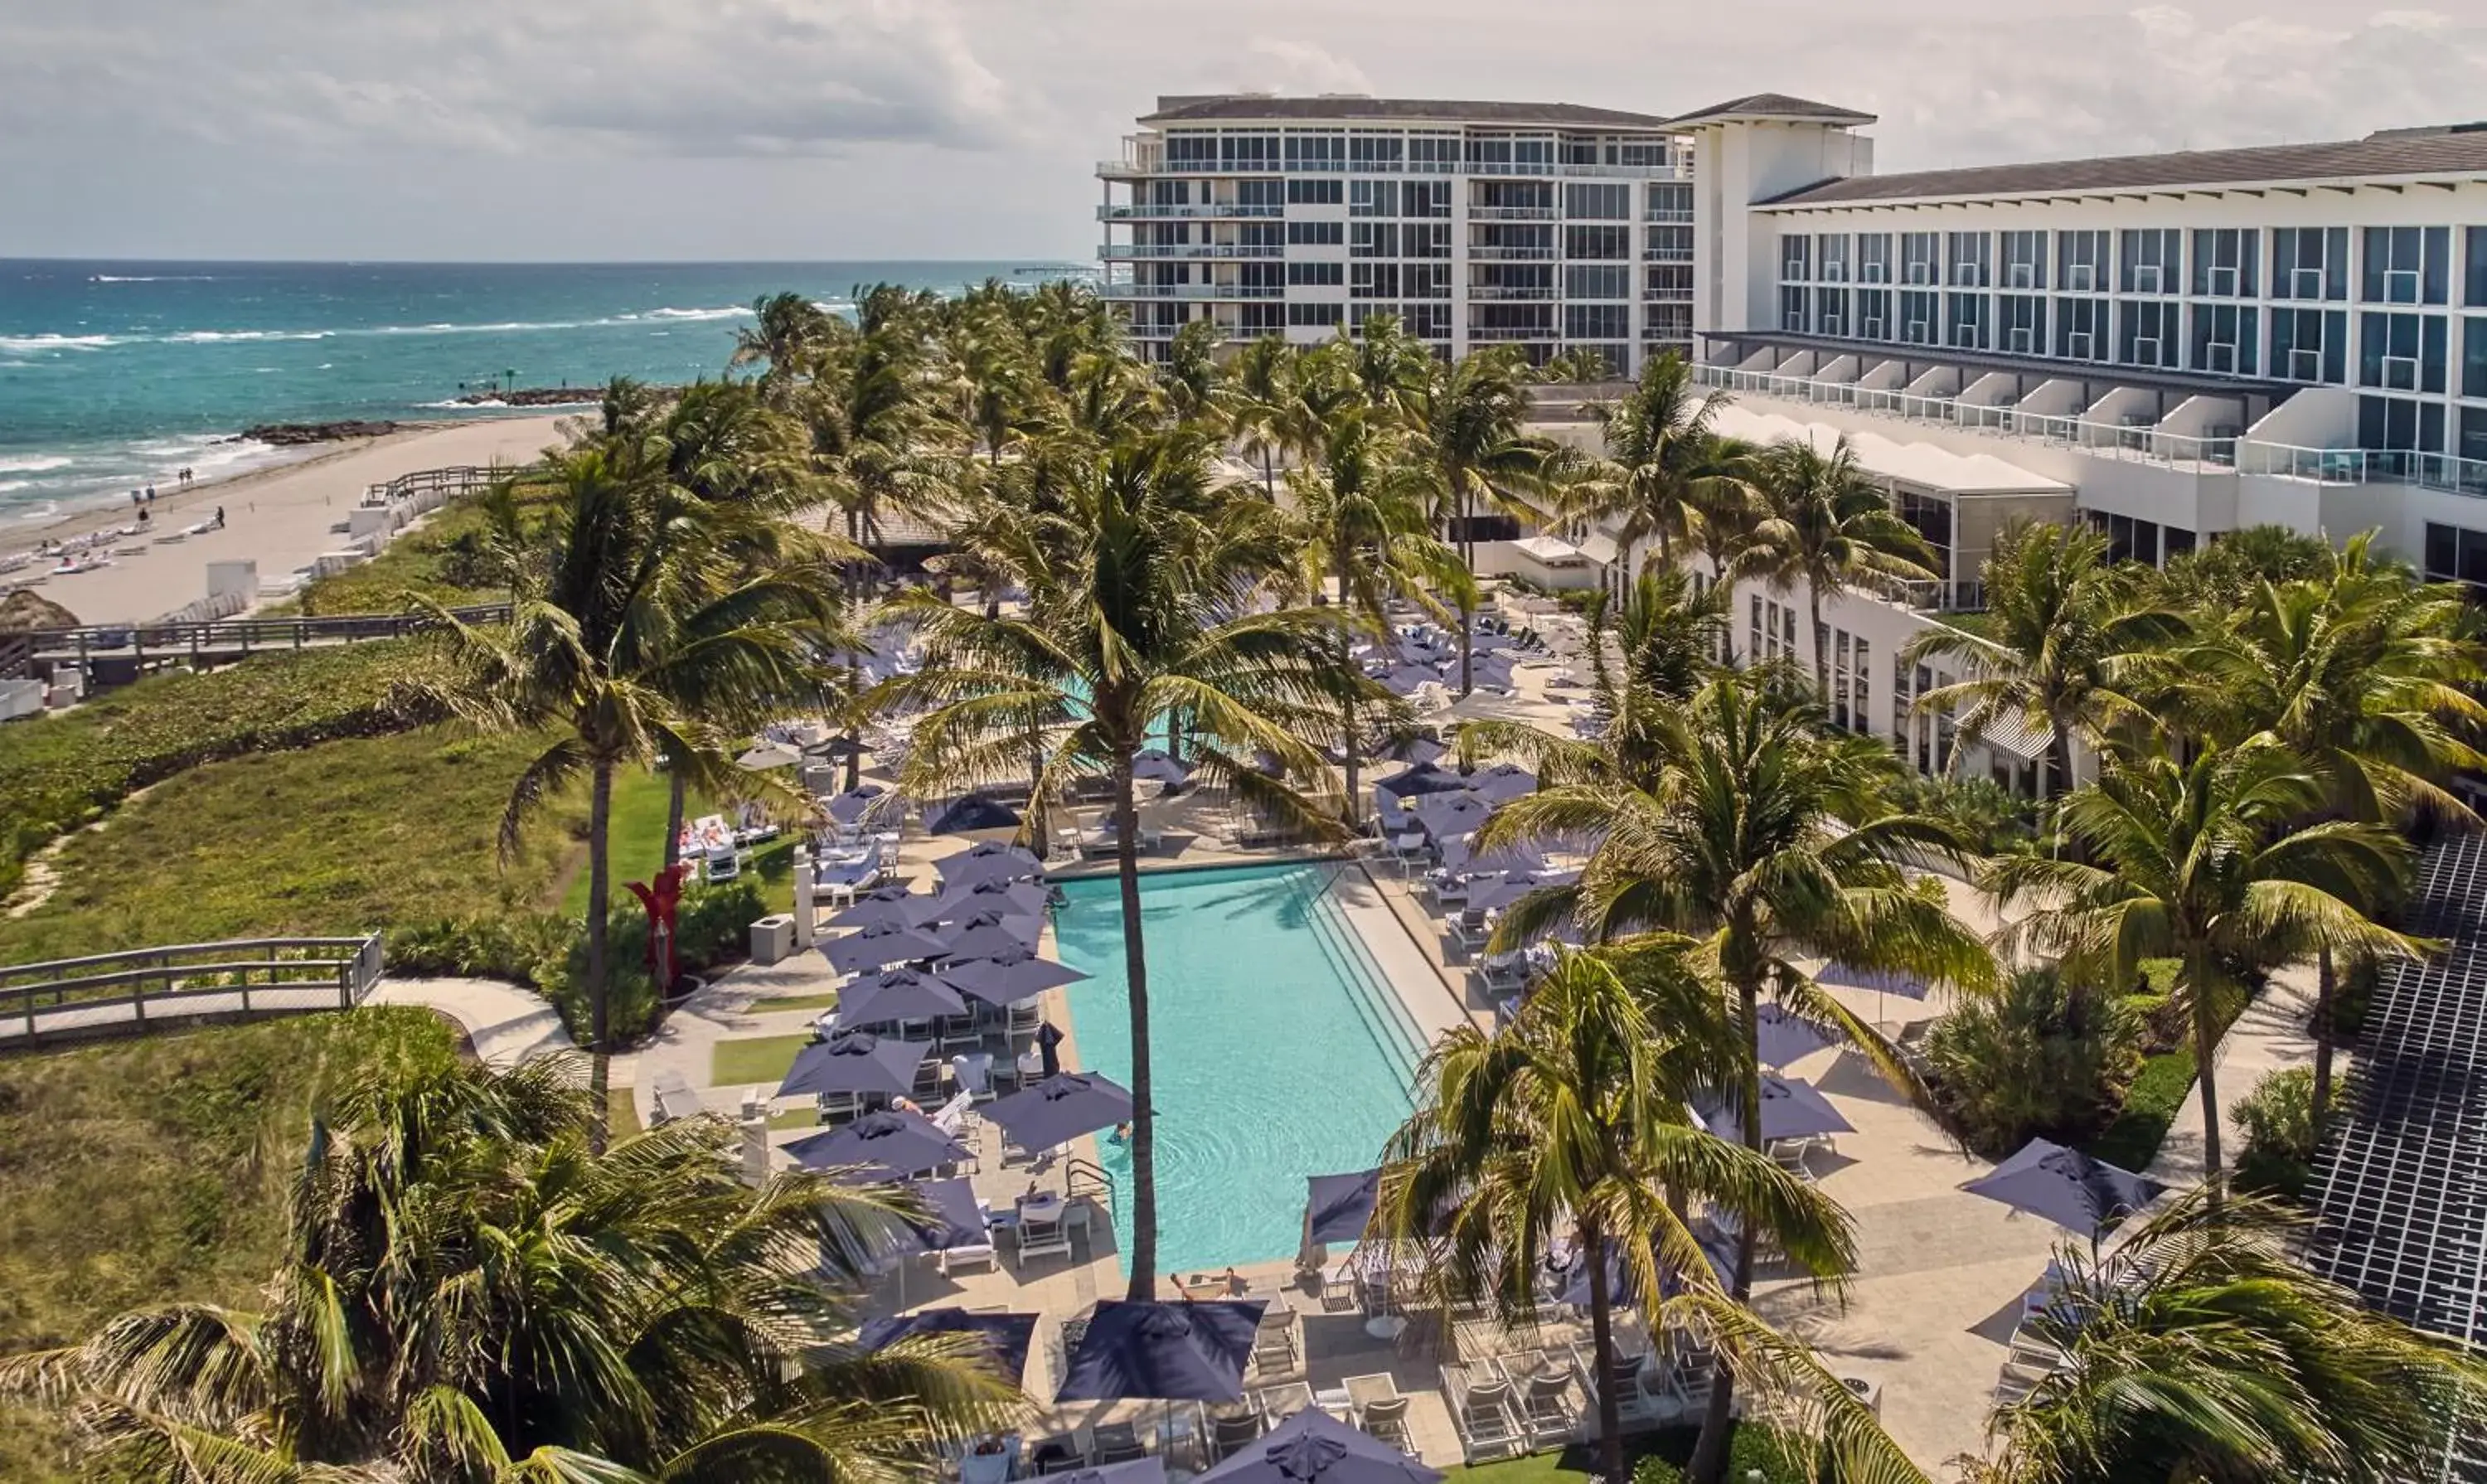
[1439,1365,1525,1462]
[1210,1408,1266,1460]
[650,1070,702,1126]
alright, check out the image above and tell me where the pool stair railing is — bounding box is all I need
[1064,1153,1117,1220]
[1290,865,1428,1088]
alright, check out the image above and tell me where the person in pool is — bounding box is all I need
[1108,1121,1131,1145]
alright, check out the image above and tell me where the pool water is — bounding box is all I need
[1050,863,1423,1276]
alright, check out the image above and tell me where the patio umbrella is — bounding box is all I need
[1374,763,1472,804]
[1035,1020,1064,1077]
[836,966,970,1026]
[860,1307,1040,1385]
[1753,1004,1838,1069]
[920,877,1051,924]
[1464,869,1560,914]
[1467,762,1538,803]
[1305,1168,1380,1245]
[1132,747,1190,786]
[987,1069,1132,1152]
[943,947,1090,1006]
[1435,834,1544,877]
[1377,665,1442,696]
[926,794,1023,837]
[938,847,1045,891]
[1195,1405,1440,1484]
[1695,1074,1855,1147]
[777,1031,930,1100]
[825,785,893,826]
[736,740,802,770]
[1412,792,1492,840]
[1962,1137,2165,1250]
[1054,1298,1267,1402]
[1376,735,1446,768]
[825,922,950,974]
[934,910,1045,961]
[784,1108,968,1180]
[899,1175,992,1253]
[1817,960,1933,1026]
[828,883,924,930]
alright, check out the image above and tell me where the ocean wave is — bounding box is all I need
[0,333,119,353]
[0,480,28,494]
[163,328,331,343]
[91,274,218,283]
[0,453,75,473]
[2,309,754,352]
[643,305,751,322]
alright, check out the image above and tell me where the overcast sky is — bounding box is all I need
[2,0,2481,263]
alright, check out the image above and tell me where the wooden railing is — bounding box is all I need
[0,934,385,1045]
[22,603,511,667]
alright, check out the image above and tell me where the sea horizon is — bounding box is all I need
[0,257,1091,522]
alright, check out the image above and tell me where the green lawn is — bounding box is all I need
[0,726,582,964]
[750,991,841,1015]
[1443,1423,1807,1484]
[560,768,798,919]
[711,1032,814,1089]
[0,1008,459,1484]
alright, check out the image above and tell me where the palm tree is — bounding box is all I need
[419,444,837,1147]
[1408,346,1549,575]
[731,289,845,409]
[1,1055,1019,1481]
[1339,311,1434,422]
[1161,318,1227,428]
[1961,1189,2487,1483]
[885,426,1356,1299]
[1223,334,1297,500]
[1558,351,1741,581]
[2174,534,2486,1132]
[1735,435,1937,696]
[1906,518,2181,806]
[1475,672,1992,1478]
[1381,946,1915,1484]
[1989,738,2425,1186]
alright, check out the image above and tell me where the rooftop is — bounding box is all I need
[1664,92,1877,128]
[1762,122,2487,206]
[1138,95,1680,131]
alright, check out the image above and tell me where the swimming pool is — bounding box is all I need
[1050,862,1424,1277]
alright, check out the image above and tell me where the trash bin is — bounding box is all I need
[749,914,796,966]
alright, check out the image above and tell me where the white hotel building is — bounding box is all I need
[1098,94,2487,793]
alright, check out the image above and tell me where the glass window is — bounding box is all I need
[1286,220,1343,245]
[1902,232,1939,286]
[2056,298,2110,361]
[1781,233,1812,283]
[1817,235,1851,283]
[1346,132,1403,170]
[1286,178,1343,205]
[1563,303,1631,339]
[1946,231,1990,288]
[2359,395,2446,457]
[1286,260,1344,286]
[2002,230,2046,290]
[1348,222,1399,257]
[2190,228,2257,298]
[2466,318,2487,399]
[1947,292,1989,350]
[1348,180,1398,217]
[1564,225,1629,259]
[1814,287,1849,335]
[1401,180,1451,218]
[2462,407,2487,470]
[1563,183,1628,219]
[1565,264,1630,299]
[2359,312,2448,393]
[2469,227,2487,308]
[2191,303,2258,376]
[2273,226,2349,301]
[1899,290,1938,344]
[1236,179,1283,210]
[1350,263,1399,298]
[1781,284,1808,332]
[1856,288,1891,340]
[2273,308,2347,384]
[2119,299,2180,367]
[1403,222,1451,258]
[1856,234,1892,284]
[2000,295,2045,356]
[2058,230,2109,292]
[2363,226,2451,305]
[2120,229,2180,294]
[1285,300,1344,327]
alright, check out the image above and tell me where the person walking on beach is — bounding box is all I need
[213,506,225,529]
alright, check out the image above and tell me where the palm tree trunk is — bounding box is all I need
[2312,946,2339,1139]
[586,759,615,1155]
[841,503,865,793]
[1115,755,1160,1301]
[1338,549,1361,829]
[1690,972,1762,1484]
[1583,1218,1626,1484]
[1806,586,1828,698]
[1263,449,1276,502]
[2192,948,2226,1201]
[662,770,686,875]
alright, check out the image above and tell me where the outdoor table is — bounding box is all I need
[1343,1374,1400,1415]
[1255,1381,1314,1421]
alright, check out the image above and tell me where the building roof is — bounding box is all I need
[1139,95,1680,131]
[1762,123,2487,206]
[1663,93,1876,128]
[1708,405,2073,497]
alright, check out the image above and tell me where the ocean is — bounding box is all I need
[0,259,1089,522]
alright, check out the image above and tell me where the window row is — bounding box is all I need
[1777,225,2487,304]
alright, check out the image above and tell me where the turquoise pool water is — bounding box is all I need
[1050,863,1423,1277]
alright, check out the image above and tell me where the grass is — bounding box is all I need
[710,1032,814,1089]
[0,725,584,964]
[559,768,798,919]
[770,1105,822,1130]
[286,484,541,616]
[1935,609,2000,641]
[0,1008,460,1484]
[606,1082,643,1139]
[1443,1423,1810,1484]
[749,992,841,1014]
[2081,959,2248,1171]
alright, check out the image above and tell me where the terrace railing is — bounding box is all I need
[1,933,386,1045]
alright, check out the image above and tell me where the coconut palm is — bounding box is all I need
[883,425,1356,1299]
[1222,334,1298,500]
[1339,311,1435,422]
[1735,435,1937,696]
[0,1055,1019,1482]
[730,289,845,406]
[1961,1188,2487,1484]
[2174,534,2486,1131]
[1558,350,1742,580]
[1381,945,1916,1484]
[1906,518,2183,806]
[1408,345,1551,575]
[418,444,839,1147]
[1989,737,2426,1186]
[1161,318,1227,428]
[1473,672,1991,1477]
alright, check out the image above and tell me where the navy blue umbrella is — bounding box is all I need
[902,1176,992,1252]
[1195,1400,1441,1484]
[826,784,894,826]
[1467,762,1538,803]
[917,878,1051,925]
[836,967,970,1026]
[860,1307,1040,1384]
[987,1069,1132,1152]
[926,794,1023,836]
[778,1031,929,1099]
[826,922,950,974]
[943,948,1090,1006]
[938,839,1045,886]
[1035,1021,1064,1077]
[785,1108,969,1180]
[1374,764,1471,803]
[1962,1137,2165,1246]
[1305,1168,1379,1245]
[828,883,923,930]
[1054,1298,1268,1402]
[936,911,1046,961]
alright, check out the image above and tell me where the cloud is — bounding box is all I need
[1234,38,1375,97]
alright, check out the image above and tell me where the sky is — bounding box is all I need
[2,0,2482,263]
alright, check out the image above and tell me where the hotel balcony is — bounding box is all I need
[1098,242,1284,260]
[1644,207,1695,223]
[1101,282,1283,300]
[1469,325,1559,342]
[1468,284,1560,301]
[1469,205,1559,221]
[1468,245,1558,262]
[1642,244,1694,261]
[1098,202,1284,221]
[1099,148,1691,182]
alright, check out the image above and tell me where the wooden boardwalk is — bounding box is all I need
[0,934,385,1047]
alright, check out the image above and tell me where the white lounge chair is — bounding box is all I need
[1016,1213,1072,1263]
[1440,1365,1525,1462]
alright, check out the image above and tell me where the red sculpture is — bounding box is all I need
[625,863,689,990]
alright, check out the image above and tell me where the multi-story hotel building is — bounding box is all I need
[1102,93,2487,793]
[1096,95,1702,369]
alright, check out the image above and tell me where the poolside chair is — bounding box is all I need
[1356,1395,1412,1452]
[1447,907,1491,959]
[1319,1259,1361,1313]
[1210,1409,1265,1461]
[1439,1366,1525,1463]
[1389,832,1430,875]
[950,1052,997,1104]
[1513,1362,1578,1445]
[1249,1307,1299,1378]
[936,1010,982,1050]
[1091,1423,1147,1466]
[938,1226,998,1278]
[1008,999,1045,1039]
[1016,1213,1072,1263]
[815,1089,865,1124]
[649,1070,702,1127]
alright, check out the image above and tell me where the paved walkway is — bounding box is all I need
[368,974,577,1065]
[2145,961,2325,1187]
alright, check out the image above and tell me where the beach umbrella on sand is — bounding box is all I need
[777,1030,928,1100]
[943,948,1089,1006]
[825,785,894,826]
[1306,1168,1381,1246]
[828,883,923,930]
[1467,762,1537,803]
[861,1307,1039,1385]
[987,1070,1132,1153]
[1753,1003,1838,1069]
[824,922,949,973]
[920,876,1051,924]
[1962,1137,2165,1251]
[1195,1404,1441,1484]
[1694,1074,1854,1147]
[836,966,970,1026]
[1377,665,1442,696]
[926,794,1022,837]
[737,740,802,771]
[933,909,1045,961]
[1412,792,1492,840]
[1055,1298,1266,1403]
[785,1108,968,1180]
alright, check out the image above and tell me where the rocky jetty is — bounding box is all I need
[231,420,405,446]
[450,386,605,407]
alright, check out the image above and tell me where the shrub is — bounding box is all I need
[1631,1425,1819,1484]
[2234,1066,2318,1200]
[1889,772,2040,858]
[2084,1045,2198,1171]
[1924,965,2141,1157]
